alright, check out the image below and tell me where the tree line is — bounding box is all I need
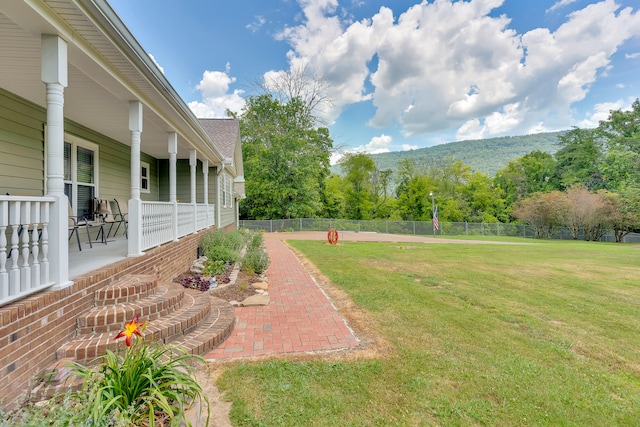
[237,90,640,241]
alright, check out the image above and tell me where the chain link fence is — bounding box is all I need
[239,218,640,243]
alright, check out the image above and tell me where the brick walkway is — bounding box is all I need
[204,235,359,360]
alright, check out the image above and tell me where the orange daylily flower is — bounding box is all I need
[114,314,147,346]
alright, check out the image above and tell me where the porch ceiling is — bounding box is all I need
[0,1,223,164]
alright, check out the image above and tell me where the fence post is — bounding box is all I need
[465,222,468,236]
[497,223,500,236]
[270,219,273,233]
[413,221,415,235]
[300,218,302,231]
[386,220,389,234]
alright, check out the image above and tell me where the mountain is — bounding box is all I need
[331,131,566,177]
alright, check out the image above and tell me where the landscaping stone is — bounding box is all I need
[240,294,270,306]
[190,256,208,274]
[252,282,268,291]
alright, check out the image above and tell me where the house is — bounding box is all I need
[0,0,243,409]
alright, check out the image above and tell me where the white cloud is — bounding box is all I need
[247,15,266,33]
[277,0,640,142]
[331,133,392,164]
[188,64,245,118]
[576,99,627,128]
[546,0,578,14]
[149,54,164,74]
[626,52,640,59]
[402,144,418,151]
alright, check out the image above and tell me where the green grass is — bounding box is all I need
[217,240,640,426]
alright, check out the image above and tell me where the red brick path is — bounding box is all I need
[204,235,359,359]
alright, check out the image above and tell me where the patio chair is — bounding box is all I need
[102,199,126,239]
[68,201,106,251]
[110,198,128,238]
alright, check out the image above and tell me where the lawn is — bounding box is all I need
[217,239,640,426]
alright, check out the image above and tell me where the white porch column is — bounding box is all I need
[168,133,178,241]
[202,159,210,229]
[216,166,222,230]
[202,159,209,205]
[189,150,197,233]
[189,150,197,204]
[42,34,71,290]
[128,101,143,256]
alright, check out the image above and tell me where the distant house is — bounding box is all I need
[0,0,243,409]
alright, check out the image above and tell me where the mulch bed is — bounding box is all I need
[173,268,260,303]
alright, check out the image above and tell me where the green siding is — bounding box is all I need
[0,89,45,196]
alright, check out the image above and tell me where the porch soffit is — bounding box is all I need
[0,1,224,163]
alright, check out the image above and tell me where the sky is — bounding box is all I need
[108,0,640,163]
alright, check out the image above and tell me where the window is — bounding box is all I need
[221,173,227,208]
[229,174,233,208]
[64,134,99,218]
[141,161,150,193]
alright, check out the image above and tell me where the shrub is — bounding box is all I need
[200,229,244,263]
[204,245,239,264]
[246,230,264,251]
[203,259,226,276]
[241,248,270,275]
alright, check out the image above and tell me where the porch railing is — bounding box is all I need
[142,202,215,251]
[0,196,56,306]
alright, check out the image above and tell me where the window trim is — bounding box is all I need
[221,173,227,208]
[64,134,99,217]
[140,161,150,193]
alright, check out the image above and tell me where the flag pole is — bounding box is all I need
[430,191,435,237]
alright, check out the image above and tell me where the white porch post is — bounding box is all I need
[216,167,222,230]
[202,159,209,227]
[168,132,178,241]
[189,150,197,204]
[42,34,72,290]
[202,159,209,205]
[128,101,143,256]
[189,150,197,233]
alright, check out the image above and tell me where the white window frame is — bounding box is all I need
[65,134,99,217]
[140,161,150,193]
[222,173,227,208]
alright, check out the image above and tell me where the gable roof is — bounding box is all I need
[198,118,239,161]
[199,118,244,180]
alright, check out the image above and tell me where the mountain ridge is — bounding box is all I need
[332,130,566,177]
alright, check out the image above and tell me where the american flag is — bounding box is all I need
[433,206,439,231]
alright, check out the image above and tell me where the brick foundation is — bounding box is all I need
[0,228,211,411]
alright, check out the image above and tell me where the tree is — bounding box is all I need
[239,94,332,219]
[600,187,640,242]
[462,172,507,223]
[555,127,604,190]
[597,98,640,153]
[563,186,613,241]
[340,153,376,220]
[321,174,346,219]
[257,63,332,125]
[512,191,568,238]
[494,150,558,206]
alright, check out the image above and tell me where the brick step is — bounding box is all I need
[77,284,185,334]
[56,287,213,362]
[172,296,236,355]
[94,274,159,306]
[31,296,235,401]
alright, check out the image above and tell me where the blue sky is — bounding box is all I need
[109,0,640,163]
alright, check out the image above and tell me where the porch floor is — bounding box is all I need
[69,233,128,279]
